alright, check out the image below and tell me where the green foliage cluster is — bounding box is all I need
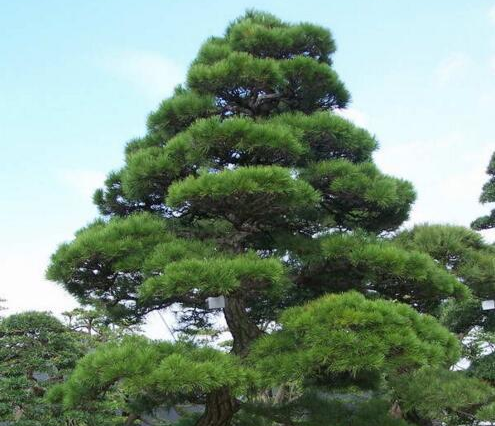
[395,224,495,299]
[391,368,494,424]
[307,232,468,311]
[252,292,460,384]
[47,213,172,321]
[470,352,495,384]
[234,393,411,426]
[50,336,253,415]
[140,253,287,300]
[302,160,415,232]
[395,224,495,334]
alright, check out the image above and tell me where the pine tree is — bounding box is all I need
[0,312,118,425]
[47,11,493,426]
[62,306,141,339]
[472,151,495,230]
[393,224,495,424]
[394,224,495,335]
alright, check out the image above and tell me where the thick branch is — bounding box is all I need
[196,387,240,426]
[223,295,263,357]
[124,413,140,426]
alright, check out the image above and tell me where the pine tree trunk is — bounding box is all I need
[405,410,434,426]
[195,296,260,426]
[391,402,435,426]
[196,387,240,426]
[124,413,139,426]
[389,400,402,419]
[223,295,263,357]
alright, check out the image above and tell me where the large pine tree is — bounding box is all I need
[47,11,494,426]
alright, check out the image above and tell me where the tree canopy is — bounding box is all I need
[45,10,495,426]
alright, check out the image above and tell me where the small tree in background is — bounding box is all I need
[62,307,141,340]
[47,10,495,426]
[472,151,495,230]
[0,311,118,425]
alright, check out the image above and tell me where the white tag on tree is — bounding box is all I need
[207,295,226,309]
[481,299,495,311]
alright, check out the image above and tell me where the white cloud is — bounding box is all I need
[0,247,79,317]
[489,4,495,24]
[58,169,106,198]
[335,107,370,128]
[101,50,185,102]
[375,132,494,242]
[435,53,471,85]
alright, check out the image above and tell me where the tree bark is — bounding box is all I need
[194,296,261,426]
[223,295,263,357]
[124,413,139,426]
[13,406,23,421]
[389,400,402,419]
[196,387,240,426]
[404,410,434,426]
[274,385,287,404]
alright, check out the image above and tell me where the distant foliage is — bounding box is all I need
[0,312,118,425]
[472,151,495,230]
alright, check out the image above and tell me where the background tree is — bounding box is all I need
[0,311,118,425]
[394,224,495,334]
[47,10,493,426]
[62,307,141,340]
[472,151,495,230]
[394,224,495,424]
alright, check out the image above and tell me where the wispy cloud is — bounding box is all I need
[101,50,185,102]
[0,247,79,316]
[58,169,106,198]
[375,132,494,238]
[335,108,370,128]
[490,56,495,73]
[435,53,471,85]
[489,4,495,24]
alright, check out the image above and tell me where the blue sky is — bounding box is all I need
[1,1,495,336]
